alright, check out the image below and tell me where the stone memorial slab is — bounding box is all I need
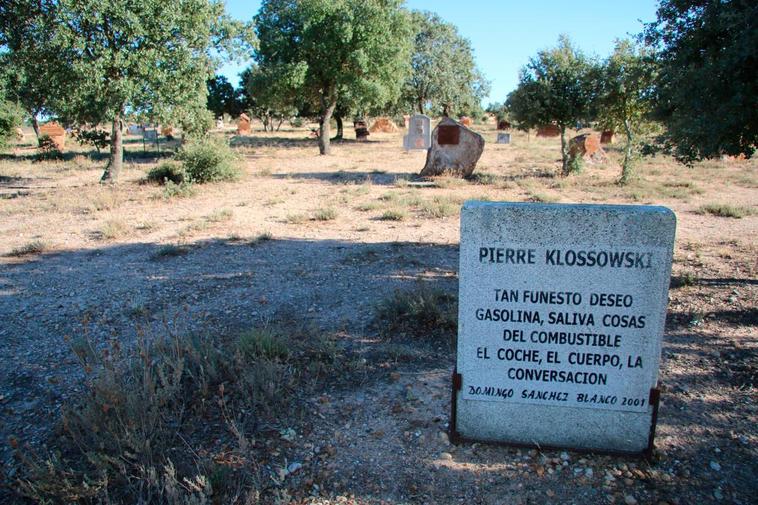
[39,122,66,150]
[403,114,431,150]
[452,202,676,455]
[497,133,511,144]
[237,113,251,135]
[420,117,484,178]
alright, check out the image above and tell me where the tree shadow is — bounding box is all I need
[271,170,423,185]
[0,236,459,463]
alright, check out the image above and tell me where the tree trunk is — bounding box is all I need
[442,103,449,117]
[620,120,634,185]
[318,98,337,155]
[418,100,424,114]
[276,117,284,131]
[334,114,343,140]
[560,126,569,176]
[101,114,123,183]
[31,116,41,141]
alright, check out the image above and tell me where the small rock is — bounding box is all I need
[624,478,634,486]
[440,452,453,461]
[713,489,723,500]
[709,461,721,471]
[546,490,555,497]
[560,451,570,461]
[585,468,594,478]
[624,495,638,505]
[287,462,302,474]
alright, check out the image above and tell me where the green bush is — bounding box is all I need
[0,100,22,151]
[147,161,186,184]
[176,140,241,183]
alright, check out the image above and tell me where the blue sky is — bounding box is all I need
[218,0,660,104]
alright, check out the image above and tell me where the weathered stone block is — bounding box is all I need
[420,117,484,178]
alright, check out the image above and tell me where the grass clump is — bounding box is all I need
[528,192,560,203]
[379,208,407,221]
[161,180,196,199]
[7,240,46,257]
[313,207,338,221]
[97,219,128,240]
[176,139,241,183]
[696,203,754,219]
[11,323,342,504]
[285,213,307,224]
[206,208,233,223]
[419,196,459,218]
[151,244,189,260]
[375,285,458,343]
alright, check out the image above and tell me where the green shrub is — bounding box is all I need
[147,161,186,184]
[0,100,23,151]
[176,140,241,183]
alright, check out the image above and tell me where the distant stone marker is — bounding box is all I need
[536,124,560,137]
[39,122,66,150]
[237,113,251,135]
[369,117,398,133]
[420,117,484,178]
[601,130,615,144]
[143,129,158,141]
[403,114,431,150]
[496,133,511,144]
[452,202,676,455]
[569,133,606,164]
[354,119,370,141]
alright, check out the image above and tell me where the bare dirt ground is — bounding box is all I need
[1,122,756,504]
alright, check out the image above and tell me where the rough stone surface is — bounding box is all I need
[237,113,251,135]
[569,133,607,164]
[536,124,560,137]
[369,117,398,133]
[420,117,484,178]
[39,122,66,150]
[455,202,676,454]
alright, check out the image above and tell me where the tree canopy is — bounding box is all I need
[598,39,658,184]
[506,35,598,175]
[645,0,757,162]
[402,10,489,118]
[207,75,242,119]
[1,0,252,182]
[254,0,411,154]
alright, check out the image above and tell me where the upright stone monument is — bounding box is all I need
[237,113,251,135]
[452,202,676,455]
[496,133,511,144]
[420,117,484,178]
[403,114,431,150]
[39,122,66,150]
